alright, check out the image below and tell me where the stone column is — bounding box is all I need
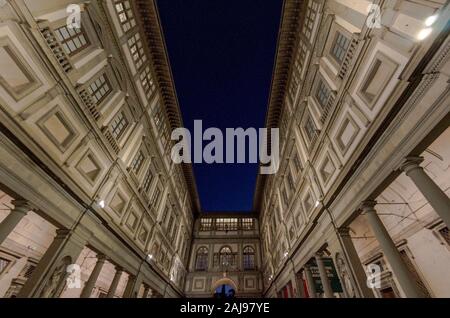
[0,199,30,245]
[80,254,106,298]
[338,227,375,298]
[401,157,450,228]
[142,284,150,298]
[362,201,425,298]
[18,229,86,298]
[106,266,123,298]
[123,272,143,298]
[303,266,316,298]
[315,253,334,298]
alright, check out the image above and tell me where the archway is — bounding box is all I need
[211,277,238,298]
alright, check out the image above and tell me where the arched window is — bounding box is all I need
[219,246,233,268]
[195,247,208,271]
[243,246,255,270]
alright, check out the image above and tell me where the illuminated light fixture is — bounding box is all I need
[284,252,289,258]
[417,28,433,40]
[98,200,105,208]
[147,254,154,261]
[425,15,438,27]
[315,200,320,208]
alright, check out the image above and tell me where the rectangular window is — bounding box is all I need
[150,187,161,208]
[303,0,320,40]
[241,218,255,230]
[131,150,145,174]
[153,104,165,130]
[331,32,350,65]
[88,74,111,105]
[292,151,302,172]
[55,25,90,56]
[128,33,147,70]
[200,218,213,231]
[110,111,128,140]
[439,227,450,245]
[140,65,156,99]
[304,114,318,142]
[142,168,154,193]
[315,79,331,109]
[115,0,136,33]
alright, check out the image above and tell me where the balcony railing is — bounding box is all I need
[40,25,73,73]
[338,36,360,80]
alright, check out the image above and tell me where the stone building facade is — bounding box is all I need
[256,0,450,298]
[0,0,198,298]
[0,0,449,298]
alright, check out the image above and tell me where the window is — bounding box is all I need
[55,25,90,56]
[195,247,208,271]
[439,227,450,245]
[0,257,11,275]
[200,218,213,231]
[219,246,234,267]
[315,79,331,109]
[216,218,238,231]
[110,111,128,140]
[128,33,147,70]
[241,218,254,230]
[149,187,161,208]
[153,104,164,130]
[115,0,136,33]
[292,151,302,173]
[88,74,111,105]
[331,32,350,65]
[303,0,320,40]
[140,65,156,99]
[131,150,145,174]
[304,113,318,142]
[281,186,289,207]
[243,246,255,270]
[142,168,154,193]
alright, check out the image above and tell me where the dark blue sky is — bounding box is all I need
[157,0,282,211]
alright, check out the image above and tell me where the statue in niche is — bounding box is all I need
[336,253,356,298]
[40,256,71,298]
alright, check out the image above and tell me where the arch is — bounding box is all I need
[195,246,208,271]
[211,277,238,293]
[218,245,234,268]
[243,246,256,270]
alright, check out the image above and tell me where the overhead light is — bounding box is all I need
[315,200,320,208]
[417,28,433,40]
[147,254,154,261]
[98,200,105,208]
[425,15,438,27]
[284,252,289,258]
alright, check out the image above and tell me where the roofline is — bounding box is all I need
[253,0,305,213]
[135,0,201,215]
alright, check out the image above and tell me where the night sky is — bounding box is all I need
[157,0,283,212]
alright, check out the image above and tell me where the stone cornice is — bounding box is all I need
[253,0,305,213]
[135,0,201,215]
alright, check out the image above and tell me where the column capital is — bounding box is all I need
[360,200,377,213]
[400,156,424,174]
[315,251,326,259]
[11,199,33,214]
[337,227,351,237]
[96,254,107,263]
